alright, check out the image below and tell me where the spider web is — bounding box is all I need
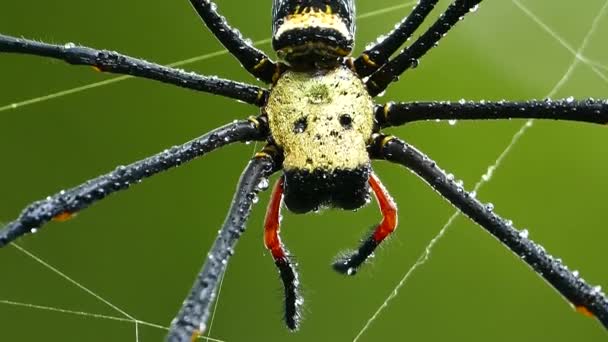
[353,0,608,340]
[1,1,608,341]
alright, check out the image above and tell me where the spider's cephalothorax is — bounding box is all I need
[265,66,374,213]
[2,0,608,340]
[272,0,355,69]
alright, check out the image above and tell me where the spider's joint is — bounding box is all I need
[344,57,356,72]
[256,89,266,104]
[253,58,269,71]
[383,102,393,121]
[254,151,271,159]
[272,64,284,84]
[379,134,397,150]
[52,211,76,222]
[361,53,378,67]
[248,116,261,129]
[575,305,595,318]
[255,145,280,161]
[190,329,202,342]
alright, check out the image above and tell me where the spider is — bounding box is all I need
[1,0,607,340]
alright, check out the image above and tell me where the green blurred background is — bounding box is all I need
[1,0,607,341]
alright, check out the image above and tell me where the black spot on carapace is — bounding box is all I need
[293,117,308,133]
[283,165,371,213]
[339,114,353,128]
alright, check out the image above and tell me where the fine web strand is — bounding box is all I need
[0,1,417,114]
[0,299,168,331]
[352,1,608,341]
[512,0,608,83]
[205,266,228,342]
[0,299,228,342]
[0,229,226,342]
[10,242,141,342]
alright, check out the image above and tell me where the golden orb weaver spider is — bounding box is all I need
[1,0,608,342]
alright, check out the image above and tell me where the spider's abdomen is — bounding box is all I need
[272,0,355,69]
[265,66,374,213]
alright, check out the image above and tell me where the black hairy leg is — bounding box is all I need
[0,34,268,106]
[168,145,282,342]
[369,134,608,330]
[0,118,268,247]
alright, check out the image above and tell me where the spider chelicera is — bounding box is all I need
[1,0,608,340]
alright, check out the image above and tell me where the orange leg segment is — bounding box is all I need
[264,177,287,260]
[370,173,398,243]
[333,172,398,275]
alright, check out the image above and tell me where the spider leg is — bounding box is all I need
[168,145,282,342]
[354,0,439,77]
[264,176,302,330]
[375,99,608,127]
[333,173,398,275]
[366,0,483,97]
[369,133,608,330]
[0,34,268,106]
[0,117,269,247]
[189,0,279,84]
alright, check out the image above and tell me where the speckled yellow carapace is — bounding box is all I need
[265,66,374,213]
[266,66,373,171]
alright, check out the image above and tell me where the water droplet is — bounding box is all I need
[566,96,575,103]
[518,229,529,239]
[64,42,76,49]
[448,119,458,126]
[347,268,355,275]
[573,270,580,277]
[257,178,269,190]
[485,203,494,211]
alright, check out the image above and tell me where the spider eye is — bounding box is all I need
[339,114,353,129]
[293,117,308,133]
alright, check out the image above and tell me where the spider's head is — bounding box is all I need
[272,0,355,69]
